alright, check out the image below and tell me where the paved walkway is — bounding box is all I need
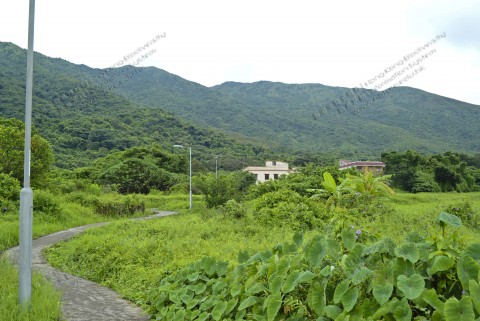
[6,210,177,321]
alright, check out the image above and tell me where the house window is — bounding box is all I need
[274,174,279,179]
[272,161,276,166]
[265,174,270,180]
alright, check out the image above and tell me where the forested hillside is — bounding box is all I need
[116,74,480,156]
[0,42,277,169]
[1,41,479,168]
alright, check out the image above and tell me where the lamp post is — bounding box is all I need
[19,0,36,307]
[173,145,192,209]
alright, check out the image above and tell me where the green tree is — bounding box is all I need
[194,171,255,208]
[98,157,177,194]
[0,117,54,187]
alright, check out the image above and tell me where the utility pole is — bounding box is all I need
[215,155,218,179]
[19,0,36,307]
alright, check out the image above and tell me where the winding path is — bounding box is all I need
[5,210,177,321]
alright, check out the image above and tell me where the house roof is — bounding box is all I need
[339,161,385,170]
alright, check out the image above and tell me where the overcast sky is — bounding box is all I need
[1,0,479,105]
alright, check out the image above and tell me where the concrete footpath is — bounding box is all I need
[6,210,177,321]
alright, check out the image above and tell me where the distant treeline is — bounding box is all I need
[381,150,480,192]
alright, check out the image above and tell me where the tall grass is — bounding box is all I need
[0,255,62,321]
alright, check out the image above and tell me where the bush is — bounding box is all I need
[92,195,145,217]
[220,200,246,219]
[253,189,324,230]
[34,190,61,217]
[0,173,21,202]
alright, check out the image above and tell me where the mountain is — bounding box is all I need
[0,42,277,169]
[1,41,479,169]
[113,72,480,157]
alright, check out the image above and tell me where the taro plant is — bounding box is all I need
[147,212,480,320]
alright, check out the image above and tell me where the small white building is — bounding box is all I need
[243,161,295,184]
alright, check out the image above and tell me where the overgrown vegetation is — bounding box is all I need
[0,255,62,321]
[147,213,480,320]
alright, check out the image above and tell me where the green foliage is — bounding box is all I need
[444,202,479,230]
[0,117,54,187]
[147,213,480,321]
[382,150,480,192]
[254,189,325,230]
[34,189,61,217]
[220,200,247,219]
[194,171,256,208]
[0,173,21,209]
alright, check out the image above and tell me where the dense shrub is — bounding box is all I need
[92,195,145,216]
[253,189,324,230]
[220,200,247,219]
[34,190,61,217]
[0,173,21,201]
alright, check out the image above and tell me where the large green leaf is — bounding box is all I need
[306,238,326,268]
[266,293,282,321]
[394,243,420,263]
[225,297,238,315]
[341,228,356,251]
[373,282,393,305]
[429,255,455,276]
[269,275,282,294]
[351,266,372,285]
[397,274,425,300]
[282,270,301,293]
[469,279,480,314]
[238,296,258,310]
[421,288,445,311]
[307,281,326,317]
[324,305,342,320]
[247,283,267,296]
[280,269,316,294]
[361,298,380,318]
[393,299,412,321]
[393,258,414,279]
[211,301,227,321]
[457,255,480,290]
[334,280,350,304]
[464,243,480,261]
[444,297,475,321]
[293,232,304,248]
[197,311,210,321]
[341,287,359,312]
[202,257,217,276]
[437,212,462,228]
[322,172,337,193]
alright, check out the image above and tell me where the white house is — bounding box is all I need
[243,161,295,184]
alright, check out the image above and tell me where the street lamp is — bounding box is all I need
[173,145,192,209]
[19,0,36,307]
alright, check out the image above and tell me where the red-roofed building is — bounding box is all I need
[339,160,385,174]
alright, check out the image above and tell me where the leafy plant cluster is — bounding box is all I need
[147,213,480,321]
[252,189,325,231]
